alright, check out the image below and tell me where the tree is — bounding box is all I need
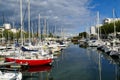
[16,30,21,41]
[3,29,10,41]
[79,32,88,38]
[48,33,53,37]
[100,20,120,35]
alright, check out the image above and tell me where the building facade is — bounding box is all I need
[103,18,120,24]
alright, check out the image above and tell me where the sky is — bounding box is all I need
[0,0,120,36]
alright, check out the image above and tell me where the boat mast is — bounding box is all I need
[112,9,116,48]
[38,14,41,42]
[31,22,34,42]
[12,22,15,41]
[28,0,31,44]
[44,16,47,38]
[54,23,56,38]
[113,9,116,39]
[97,11,100,40]
[61,26,62,39]
[20,0,23,45]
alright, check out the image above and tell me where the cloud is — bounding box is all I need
[0,0,94,34]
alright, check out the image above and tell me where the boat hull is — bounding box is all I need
[5,58,52,66]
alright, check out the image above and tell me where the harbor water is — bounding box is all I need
[22,44,120,80]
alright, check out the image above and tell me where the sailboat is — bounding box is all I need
[5,55,52,66]
[88,11,105,47]
[5,0,53,66]
[0,68,22,80]
[109,9,120,58]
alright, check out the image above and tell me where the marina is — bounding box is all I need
[6,44,115,80]
[0,0,120,80]
[0,43,119,80]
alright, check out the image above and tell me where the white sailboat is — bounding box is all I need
[0,70,22,80]
[109,9,120,58]
[88,11,105,47]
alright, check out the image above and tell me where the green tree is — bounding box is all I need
[16,30,21,40]
[48,33,53,37]
[79,32,88,38]
[100,20,120,35]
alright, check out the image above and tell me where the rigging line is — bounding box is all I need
[23,4,28,26]
[114,10,118,18]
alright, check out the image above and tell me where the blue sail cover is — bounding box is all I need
[21,46,38,52]
[15,42,20,47]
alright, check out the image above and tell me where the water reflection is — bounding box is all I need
[110,56,120,80]
[22,65,52,80]
[51,45,120,80]
[86,48,102,80]
[98,52,101,80]
[97,49,120,80]
[82,46,120,80]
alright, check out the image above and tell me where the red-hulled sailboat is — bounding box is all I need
[5,0,53,66]
[5,57,52,66]
[5,48,53,66]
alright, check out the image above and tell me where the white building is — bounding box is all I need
[0,23,18,33]
[3,23,11,29]
[90,26,96,35]
[103,18,120,24]
[11,28,17,33]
